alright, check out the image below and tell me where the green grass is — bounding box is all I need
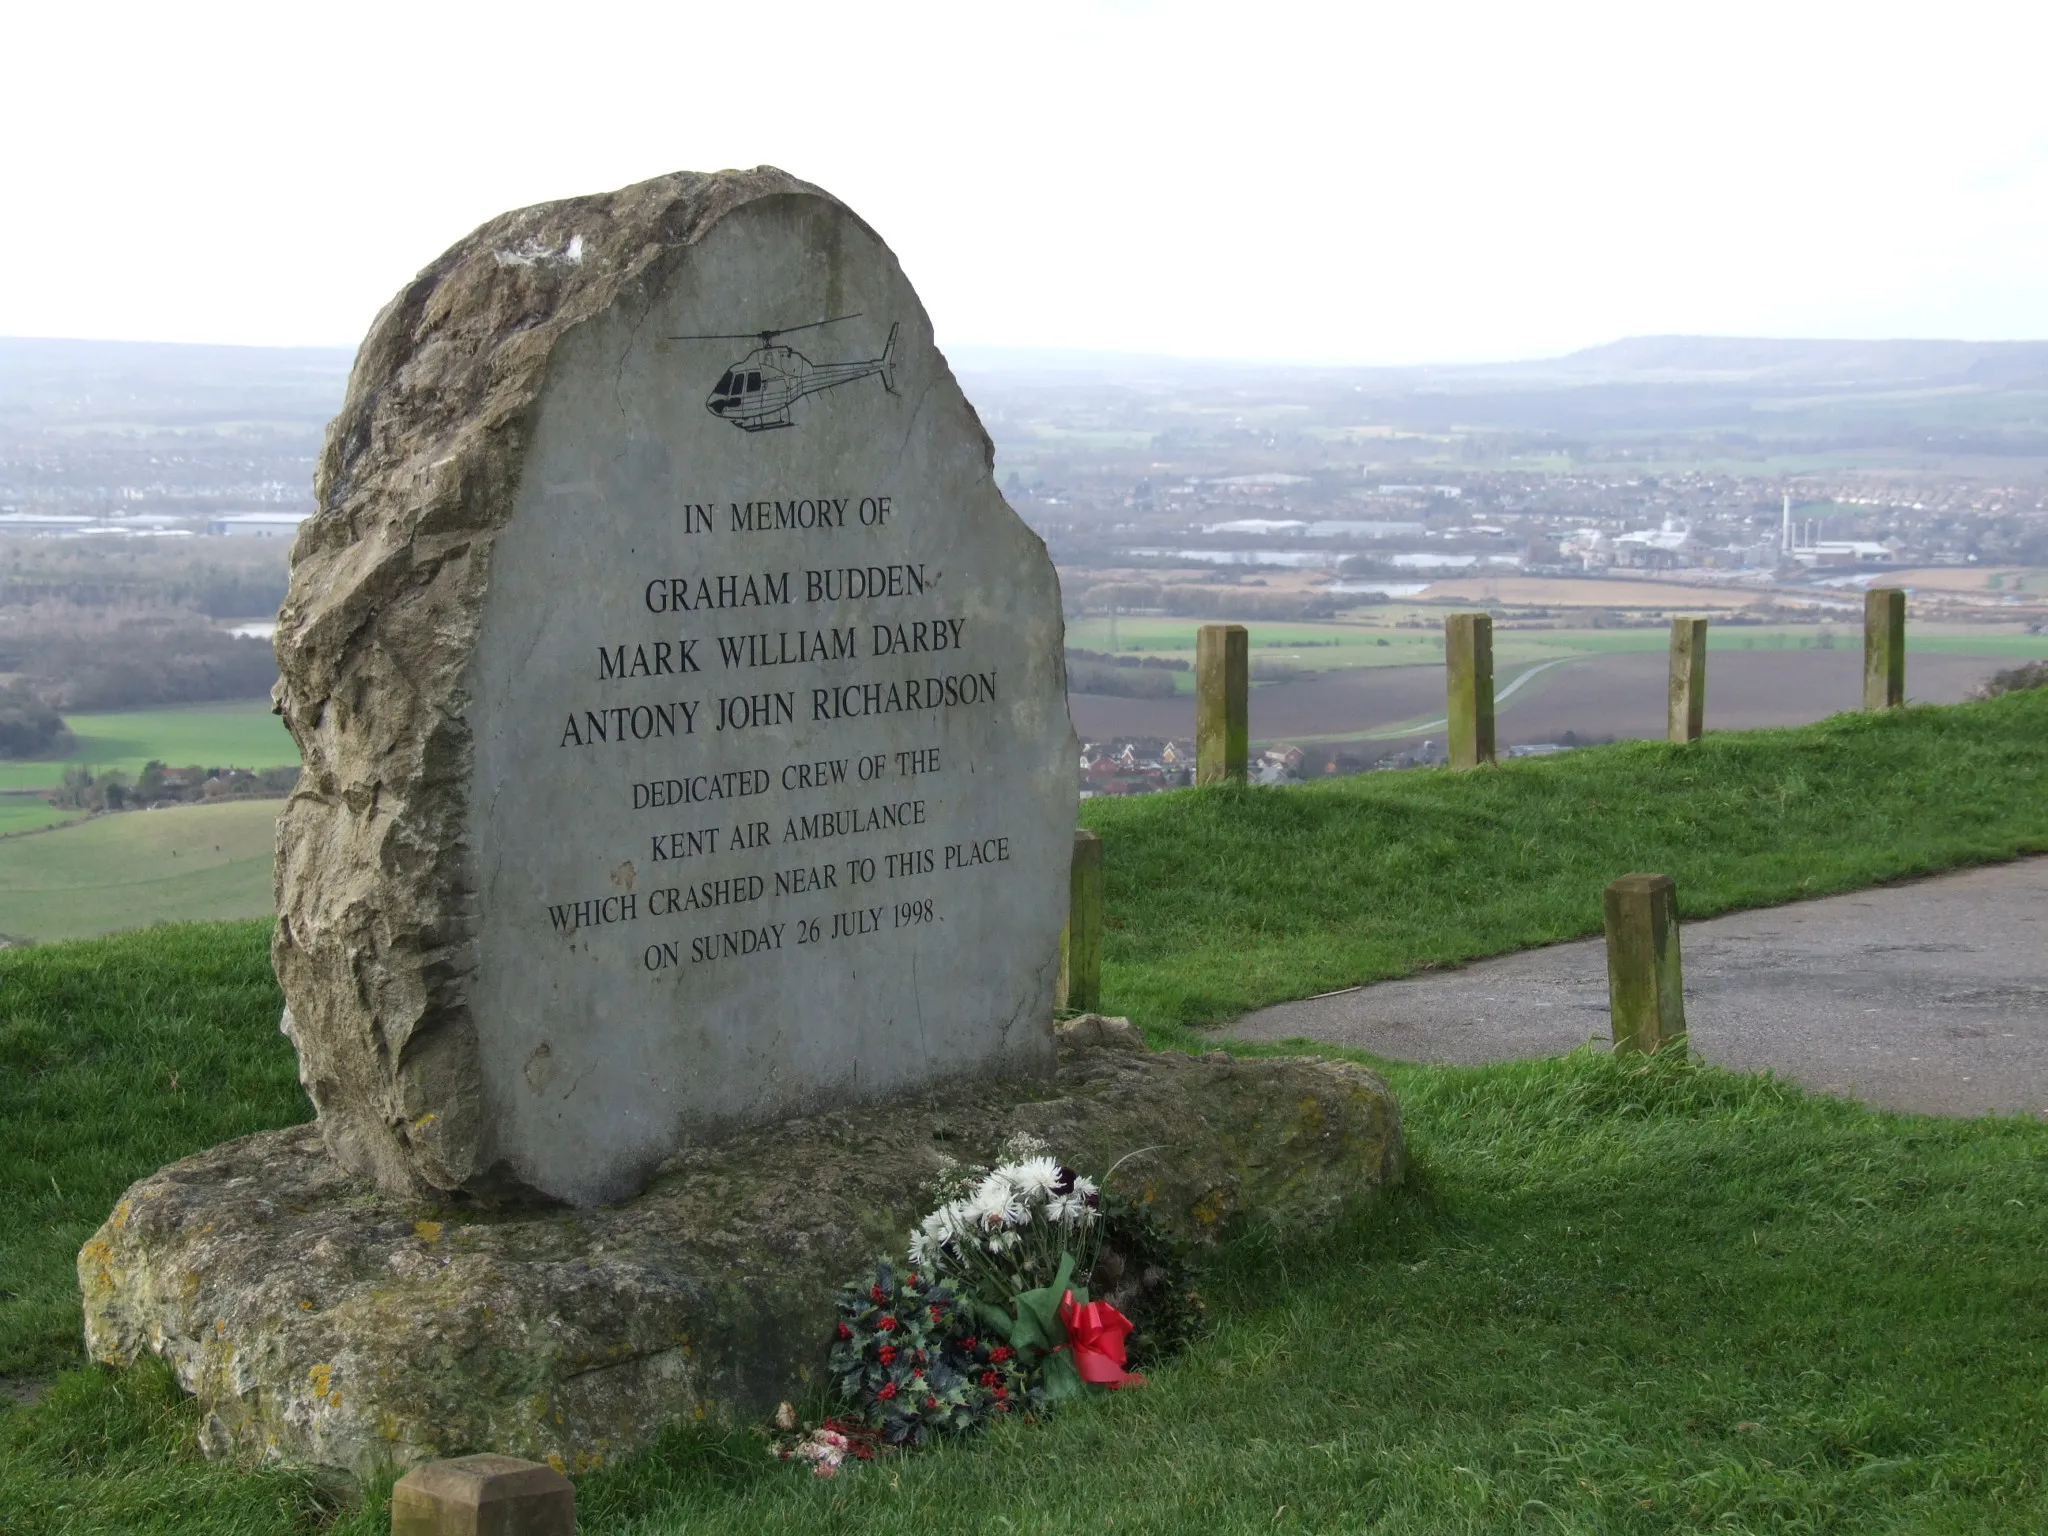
[0,701,297,792]
[0,799,279,943]
[0,794,85,837]
[1063,618,2048,677]
[1085,689,2048,1036]
[4,694,2048,1531]
[0,924,307,1382]
[6,1032,2046,1532]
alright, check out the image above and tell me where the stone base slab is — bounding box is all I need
[79,1032,1401,1479]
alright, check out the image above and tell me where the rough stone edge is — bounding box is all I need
[271,168,962,1205]
[80,1046,1404,1479]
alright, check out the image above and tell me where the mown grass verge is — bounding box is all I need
[3,693,2047,1531]
[7,1048,2046,1534]
[1087,689,2048,1043]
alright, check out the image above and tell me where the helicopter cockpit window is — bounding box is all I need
[715,371,735,395]
[747,371,763,393]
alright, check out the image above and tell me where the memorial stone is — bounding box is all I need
[272,168,1076,1206]
[80,171,1406,1476]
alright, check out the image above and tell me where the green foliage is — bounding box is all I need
[1085,690,2048,1039]
[48,764,129,811]
[1970,658,2048,698]
[0,682,73,760]
[1090,1193,1208,1369]
[828,1261,1034,1445]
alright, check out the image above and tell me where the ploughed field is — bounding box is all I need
[1071,645,2016,749]
[4,690,2047,1533]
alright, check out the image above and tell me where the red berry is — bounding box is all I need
[877,1382,898,1400]
[877,1315,897,1331]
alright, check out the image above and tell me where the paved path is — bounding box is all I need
[1225,858,2048,1118]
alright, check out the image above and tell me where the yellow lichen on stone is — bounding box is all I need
[110,1199,133,1231]
[77,1237,115,1297]
[1193,1188,1229,1227]
[308,1363,334,1397]
[546,1452,566,1474]
[413,1220,443,1244]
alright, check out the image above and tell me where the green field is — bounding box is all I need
[0,700,296,793]
[4,691,2048,1532]
[0,799,278,944]
[0,795,85,837]
[1065,617,2048,673]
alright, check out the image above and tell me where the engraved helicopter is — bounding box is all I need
[672,313,898,432]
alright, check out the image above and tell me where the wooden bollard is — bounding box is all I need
[1863,587,1905,710]
[1444,612,1495,769]
[1668,616,1708,743]
[391,1454,574,1536]
[1195,623,1248,785]
[1057,829,1103,1013]
[1602,873,1687,1055]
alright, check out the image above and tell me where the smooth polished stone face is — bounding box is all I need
[459,196,1073,1204]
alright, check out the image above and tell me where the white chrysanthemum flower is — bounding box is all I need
[907,1228,939,1269]
[1045,1192,1085,1224]
[1006,1156,1063,1201]
[968,1172,1027,1231]
[1073,1174,1099,1201]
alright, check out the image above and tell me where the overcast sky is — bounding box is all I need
[4,0,2044,364]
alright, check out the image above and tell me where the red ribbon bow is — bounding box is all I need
[1057,1290,1146,1389]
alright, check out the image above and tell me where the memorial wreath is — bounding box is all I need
[774,1134,1203,1473]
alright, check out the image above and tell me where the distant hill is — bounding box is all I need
[1495,336,2048,388]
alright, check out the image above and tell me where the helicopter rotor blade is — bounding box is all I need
[668,312,863,342]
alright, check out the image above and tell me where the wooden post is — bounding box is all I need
[1668,617,1708,743]
[1195,623,1248,785]
[1863,587,1906,710]
[1444,613,1495,769]
[391,1454,575,1536]
[1602,873,1687,1055]
[1057,829,1103,1014]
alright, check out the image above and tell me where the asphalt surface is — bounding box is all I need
[1224,858,2048,1118]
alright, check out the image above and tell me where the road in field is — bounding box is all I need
[1224,857,2048,1120]
[1069,647,2015,749]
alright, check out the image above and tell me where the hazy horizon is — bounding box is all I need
[5,1,2047,364]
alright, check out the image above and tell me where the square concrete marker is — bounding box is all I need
[1603,872,1686,1055]
[271,170,1077,1207]
[1444,613,1495,769]
[1195,623,1248,785]
[390,1454,573,1536]
[1864,587,1906,710]
[1668,616,1708,743]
